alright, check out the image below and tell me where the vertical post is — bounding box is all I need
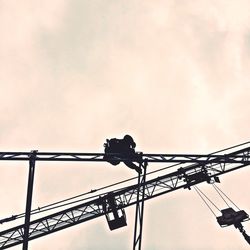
[23,150,37,250]
[133,160,147,250]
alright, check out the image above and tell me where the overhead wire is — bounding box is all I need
[12,162,184,220]
[14,176,138,220]
[3,161,185,222]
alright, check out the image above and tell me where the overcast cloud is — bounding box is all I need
[0,1,250,249]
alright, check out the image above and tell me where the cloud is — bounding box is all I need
[1,1,250,249]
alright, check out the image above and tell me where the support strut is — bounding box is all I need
[23,150,37,250]
[133,160,147,250]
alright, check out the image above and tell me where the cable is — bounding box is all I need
[211,141,250,154]
[12,162,183,220]
[213,183,241,210]
[14,178,137,219]
[194,186,217,217]
[196,186,221,212]
[194,185,221,214]
[212,184,230,208]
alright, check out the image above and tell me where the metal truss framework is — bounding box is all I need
[0,151,249,164]
[0,145,250,249]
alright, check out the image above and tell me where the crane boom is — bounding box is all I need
[0,145,250,249]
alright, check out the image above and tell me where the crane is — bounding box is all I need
[0,140,250,249]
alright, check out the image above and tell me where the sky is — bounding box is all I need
[0,0,250,249]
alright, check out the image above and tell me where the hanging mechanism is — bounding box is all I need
[102,192,127,231]
[194,183,250,245]
[216,207,249,227]
[217,208,250,244]
[178,166,220,190]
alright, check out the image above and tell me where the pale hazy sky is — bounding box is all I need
[0,1,250,249]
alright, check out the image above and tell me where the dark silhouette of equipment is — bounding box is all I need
[194,182,250,246]
[102,193,127,230]
[0,141,250,249]
[178,166,220,190]
[217,208,250,245]
[104,135,142,174]
[217,208,249,227]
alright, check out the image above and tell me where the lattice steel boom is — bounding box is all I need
[0,144,250,249]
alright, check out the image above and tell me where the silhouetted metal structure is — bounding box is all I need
[0,142,250,249]
[133,161,147,250]
[23,150,37,250]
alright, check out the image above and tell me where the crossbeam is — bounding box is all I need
[0,150,250,164]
